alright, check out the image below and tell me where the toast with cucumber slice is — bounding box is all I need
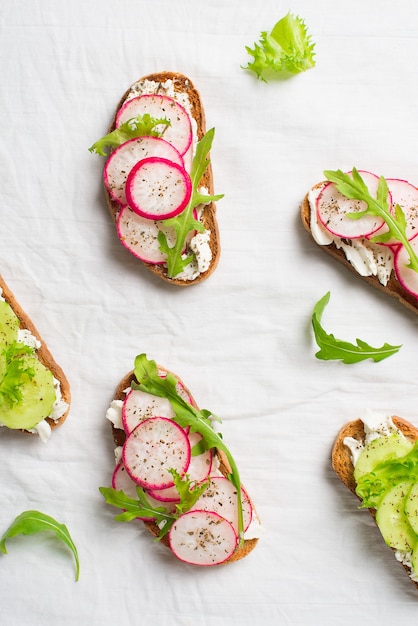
[100,354,260,566]
[0,276,70,440]
[332,414,418,588]
[90,71,223,286]
[301,169,418,315]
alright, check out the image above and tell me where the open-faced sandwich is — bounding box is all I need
[0,276,70,441]
[90,71,223,286]
[332,412,418,588]
[100,354,260,566]
[301,168,418,314]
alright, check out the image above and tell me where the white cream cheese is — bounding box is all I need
[106,399,123,430]
[308,186,394,286]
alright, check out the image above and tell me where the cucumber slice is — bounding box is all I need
[354,433,414,482]
[0,300,19,346]
[0,356,56,429]
[405,483,418,535]
[375,481,418,551]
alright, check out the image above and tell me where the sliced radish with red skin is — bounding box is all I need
[387,178,418,242]
[169,510,238,566]
[148,484,181,503]
[122,417,191,490]
[116,94,192,157]
[394,238,418,298]
[125,157,192,220]
[112,462,176,518]
[189,476,253,533]
[104,136,184,206]
[116,205,175,264]
[317,170,387,239]
[187,431,213,483]
[122,388,175,435]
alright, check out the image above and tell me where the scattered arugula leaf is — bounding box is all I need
[243,12,315,82]
[312,292,402,364]
[129,354,245,544]
[0,510,80,581]
[158,128,224,278]
[88,114,171,156]
[324,168,418,273]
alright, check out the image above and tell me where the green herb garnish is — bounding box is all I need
[0,342,36,406]
[88,114,171,156]
[324,167,418,273]
[312,292,402,363]
[158,129,224,278]
[243,12,315,81]
[0,510,80,581]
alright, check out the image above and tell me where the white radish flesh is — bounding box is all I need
[125,157,192,220]
[317,170,386,239]
[122,388,175,435]
[122,417,191,490]
[387,178,418,242]
[187,431,213,483]
[169,510,238,566]
[189,476,253,533]
[116,94,193,157]
[394,238,418,298]
[104,136,184,205]
[116,205,175,264]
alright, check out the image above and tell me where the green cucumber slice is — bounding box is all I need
[0,300,19,347]
[354,433,414,482]
[405,483,418,535]
[0,356,56,429]
[375,481,418,551]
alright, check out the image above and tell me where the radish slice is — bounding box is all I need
[112,462,176,519]
[148,484,181,503]
[104,136,184,206]
[125,157,192,220]
[116,95,193,157]
[189,476,253,533]
[116,206,174,264]
[122,417,191,490]
[394,238,418,297]
[122,388,175,435]
[317,170,386,239]
[387,178,418,242]
[169,510,238,566]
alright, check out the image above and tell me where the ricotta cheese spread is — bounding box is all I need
[308,186,394,286]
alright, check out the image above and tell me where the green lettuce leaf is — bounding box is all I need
[243,12,315,81]
[312,292,402,363]
[158,128,224,278]
[0,510,80,581]
[88,114,171,156]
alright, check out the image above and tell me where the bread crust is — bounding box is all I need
[105,71,220,286]
[301,184,418,314]
[332,416,418,588]
[109,366,258,564]
[0,275,70,433]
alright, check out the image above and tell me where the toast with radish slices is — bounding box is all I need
[100,354,260,566]
[0,276,70,440]
[301,169,418,315]
[90,71,223,285]
[332,414,418,588]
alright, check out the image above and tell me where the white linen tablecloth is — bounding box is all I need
[1,1,418,624]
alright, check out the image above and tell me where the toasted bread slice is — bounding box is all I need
[108,366,259,564]
[332,416,418,587]
[105,71,221,286]
[301,184,418,315]
[0,276,70,435]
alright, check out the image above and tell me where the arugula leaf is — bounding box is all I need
[88,114,171,156]
[324,168,418,273]
[158,128,224,278]
[0,510,80,581]
[312,292,402,363]
[169,469,209,516]
[0,342,36,406]
[243,12,316,82]
[131,354,245,544]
